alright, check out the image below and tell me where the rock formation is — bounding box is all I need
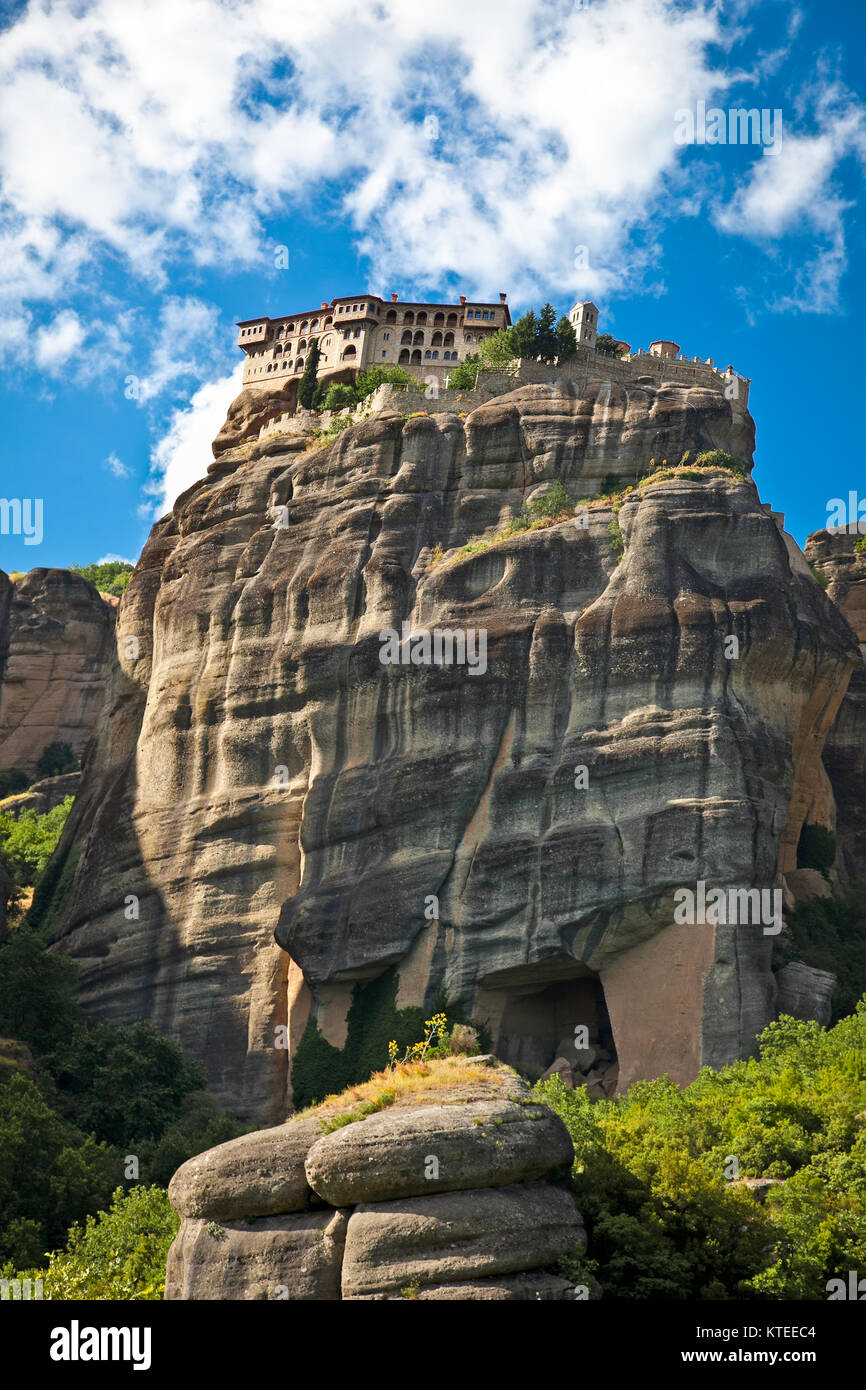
[0,568,115,774]
[803,530,866,892]
[42,374,860,1124]
[164,1058,583,1300]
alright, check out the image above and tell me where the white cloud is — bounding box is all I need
[97,552,136,565]
[135,295,227,402]
[145,362,244,516]
[0,0,860,338]
[34,309,85,367]
[103,452,131,478]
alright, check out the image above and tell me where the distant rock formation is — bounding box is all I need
[44,378,859,1124]
[0,568,115,774]
[164,1058,583,1301]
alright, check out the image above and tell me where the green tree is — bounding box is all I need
[478,330,519,368]
[595,333,621,358]
[447,356,482,388]
[0,769,31,800]
[0,797,74,887]
[510,310,539,359]
[556,315,577,360]
[37,1185,179,1301]
[324,382,356,411]
[297,338,322,409]
[70,561,133,597]
[36,742,77,778]
[536,302,559,362]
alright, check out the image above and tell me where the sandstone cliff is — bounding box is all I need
[0,568,115,774]
[42,376,859,1124]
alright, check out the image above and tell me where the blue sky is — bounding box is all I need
[0,0,864,573]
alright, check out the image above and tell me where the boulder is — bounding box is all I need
[168,1117,324,1220]
[347,1272,577,1300]
[305,1101,574,1206]
[164,1209,348,1301]
[539,1057,574,1086]
[775,961,836,1026]
[341,1184,584,1297]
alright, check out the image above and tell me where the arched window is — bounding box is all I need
[311,319,319,329]
[425,350,431,359]
[431,331,442,346]
[386,309,397,323]
[342,345,357,358]
[443,332,454,346]
[295,358,305,370]
[465,334,473,343]
[301,321,309,332]
[431,351,439,360]
[411,349,422,363]
[433,312,444,326]
[298,339,307,351]
[413,330,424,344]
[446,313,457,326]
[401,330,413,345]
[417,311,427,324]
[398,348,410,363]
[324,316,333,326]
[403,311,415,325]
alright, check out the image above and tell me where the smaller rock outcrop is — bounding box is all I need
[165,1059,584,1301]
[775,961,836,1026]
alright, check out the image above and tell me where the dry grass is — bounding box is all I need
[295,1056,521,1131]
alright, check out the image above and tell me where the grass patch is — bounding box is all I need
[296,1056,517,1129]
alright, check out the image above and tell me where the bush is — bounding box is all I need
[0,797,73,887]
[692,450,746,476]
[70,561,133,597]
[447,357,481,389]
[323,382,356,411]
[36,743,77,779]
[797,823,836,876]
[536,1001,866,1299]
[35,1185,180,1300]
[0,769,31,800]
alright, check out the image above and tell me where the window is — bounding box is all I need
[301,321,309,331]
[431,331,442,346]
[425,350,431,359]
[383,332,391,341]
[404,311,415,325]
[401,330,412,345]
[344,330,351,339]
[434,312,444,326]
[443,332,454,346]
[465,334,473,343]
[352,303,358,311]
[411,349,422,362]
[417,311,427,324]
[399,348,410,363]
[447,313,457,326]
[343,345,357,358]
[382,350,387,358]
[431,351,439,360]
[354,328,361,338]
[386,310,397,323]
[482,311,489,320]
[311,319,319,329]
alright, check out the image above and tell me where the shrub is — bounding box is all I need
[0,769,31,800]
[35,1185,179,1300]
[36,742,77,778]
[447,357,481,389]
[323,383,355,411]
[536,1001,866,1299]
[607,517,624,561]
[692,450,746,476]
[70,561,133,597]
[0,797,73,887]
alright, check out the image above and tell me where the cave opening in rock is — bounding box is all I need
[493,972,618,1095]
